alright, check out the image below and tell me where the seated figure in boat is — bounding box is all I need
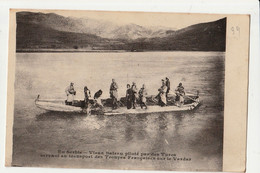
[126,84,133,109]
[139,84,148,109]
[158,79,168,107]
[84,86,91,108]
[65,82,76,105]
[94,89,103,108]
[131,82,138,109]
[175,83,185,106]
[110,79,119,109]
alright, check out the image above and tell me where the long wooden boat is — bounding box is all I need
[35,94,200,115]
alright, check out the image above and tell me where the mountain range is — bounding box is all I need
[16,12,226,52]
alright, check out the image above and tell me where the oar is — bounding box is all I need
[185,90,200,96]
[118,100,125,106]
[35,94,40,102]
[151,95,159,103]
[185,95,198,102]
[185,90,199,102]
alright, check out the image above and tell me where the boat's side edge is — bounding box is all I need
[104,100,201,116]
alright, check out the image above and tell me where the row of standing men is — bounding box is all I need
[109,77,185,109]
[110,79,148,110]
[65,77,185,109]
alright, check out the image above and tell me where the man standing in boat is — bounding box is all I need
[126,84,132,109]
[158,79,167,106]
[165,77,170,98]
[65,82,76,105]
[139,84,148,109]
[175,83,185,106]
[131,82,138,109]
[84,86,91,108]
[110,79,118,109]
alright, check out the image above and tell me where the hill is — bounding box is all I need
[16,12,226,52]
[17,12,174,39]
[126,18,226,51]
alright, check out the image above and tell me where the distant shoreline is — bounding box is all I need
[16,49,127,53]
[16,49,225,53]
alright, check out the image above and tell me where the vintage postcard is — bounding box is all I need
[5,9,249,172]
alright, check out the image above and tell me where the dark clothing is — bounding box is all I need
[65,100,72,105]
[131,85,138,109]
[84,88,91,100]
[94,90,103,108]
[176,85,185,96]
[94,90,102,99]
[126,88,133,109]
[166,79,170,97]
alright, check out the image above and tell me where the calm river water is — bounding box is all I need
[12,51,224,171]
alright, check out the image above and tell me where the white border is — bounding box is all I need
[0,0,259,173]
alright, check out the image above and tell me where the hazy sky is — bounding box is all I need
[25,9,227,29]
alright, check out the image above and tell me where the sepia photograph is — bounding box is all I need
[5,9,249,172]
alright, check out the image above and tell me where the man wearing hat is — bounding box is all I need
[175,83,185,106]
[110,79,119,109]
[126,84,133,109]
[131,82,138,109]
[65,82,76,105]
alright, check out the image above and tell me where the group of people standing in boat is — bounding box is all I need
[157,78,186,107]
[109,77,185,109]
[65,77,186,109]
[125,83,148,110]
[109,79,148,110]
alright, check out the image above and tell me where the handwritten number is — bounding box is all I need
[231,26,240,38]
[231,27,235,34]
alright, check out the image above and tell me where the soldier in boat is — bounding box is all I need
[175,83,185,107]
[110,79,119,109]
[158,79,168,107]
[131,82,138,109]
[165,77,171,98]
[139,84,148,109]
[84,86,91,108]
[94,89,103,108]
[65,82,76,105]
[126,84,132,109]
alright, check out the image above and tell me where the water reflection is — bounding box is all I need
[173,112,185,138]
[96,114,106,121]
[123,114,150,142]
[35,111,86,121]
[125,115,134,142]
[150,115,168,153]
[157,114,168,131]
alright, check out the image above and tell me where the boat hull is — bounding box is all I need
[103,101,200,116]
[35,99,83,113]
[35,95,200,115]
